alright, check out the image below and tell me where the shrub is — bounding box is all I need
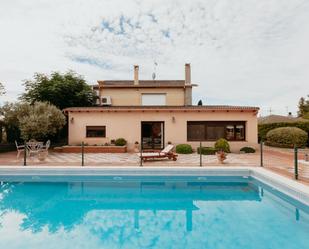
[115,138,127,146]
[258,122,309,144]
[240,147,256,153]
[197,147,217,155]
[176,144,193,154]
[214,138,230,153]
[265,127,308,148]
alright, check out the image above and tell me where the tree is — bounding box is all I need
[0,82,5,95]
[1,102,66,141]
[20,71,97,110]
[297,96,309,118]
[197,100,203,106]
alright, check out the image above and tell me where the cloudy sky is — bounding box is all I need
[0,0,308,116]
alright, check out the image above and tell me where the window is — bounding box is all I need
[187,121,246,141]
[141,94,166,106]
[86,126,106,138]
[187,123,205,141]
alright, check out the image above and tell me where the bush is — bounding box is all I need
[115,138,127,146]
[258,122,309,144]
[197,147,217,155]
[240,147,256,153]
[214,138,230,153]
[176,144,193,154]
[265,127,308,148]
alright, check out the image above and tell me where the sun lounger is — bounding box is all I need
[139,144,178,162]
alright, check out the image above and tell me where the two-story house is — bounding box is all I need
[64,64,259,151]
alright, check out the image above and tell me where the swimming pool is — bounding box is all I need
[0,169,308,249]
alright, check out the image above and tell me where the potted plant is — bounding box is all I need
[216,150,227,164]
[214,138,230,164]
[134,141,139,152]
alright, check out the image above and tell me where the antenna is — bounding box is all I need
[152,61,158,80]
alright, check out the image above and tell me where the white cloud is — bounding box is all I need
[0,0,309,115]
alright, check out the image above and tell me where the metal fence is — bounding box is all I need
[9,141,309,183]
[260,142,309,183]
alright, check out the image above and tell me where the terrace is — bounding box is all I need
[1,145,309,185]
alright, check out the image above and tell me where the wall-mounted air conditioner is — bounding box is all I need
[101,96,112,106]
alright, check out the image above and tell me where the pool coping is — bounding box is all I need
[0,166,308,206]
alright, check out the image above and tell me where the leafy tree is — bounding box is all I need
[0,102,21,142]
[0,82,5,95]
[20,71,96,110]
[1,102,66,141]
[298,96,309,118]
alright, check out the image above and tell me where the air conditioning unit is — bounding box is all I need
[101,96,112,106]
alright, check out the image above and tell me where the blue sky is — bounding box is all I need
[0,0,309,116]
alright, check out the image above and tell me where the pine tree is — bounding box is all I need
[298,96,309,117]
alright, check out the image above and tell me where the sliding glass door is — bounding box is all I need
[141,122,164,150]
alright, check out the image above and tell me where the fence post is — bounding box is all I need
[199,141,202,167]
[260,141,263,167]
[81,141,84,167]
[140,139,143,167]
[294,146,298,180]
[23,141,27,166]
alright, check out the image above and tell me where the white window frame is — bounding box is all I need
[141,93,166,106]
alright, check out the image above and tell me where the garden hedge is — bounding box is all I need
[197,147,217,155]
[176,144,193,154]
[240,147,256,153]
[115,138,127,146]
[258,122,309,145]
[265,127,308,148]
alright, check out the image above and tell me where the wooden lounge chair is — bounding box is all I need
[139,144,178,162]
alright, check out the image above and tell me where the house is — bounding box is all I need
[64,64,259,152]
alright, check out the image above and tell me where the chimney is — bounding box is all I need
[185,63,191,85]
[134,65,139,85]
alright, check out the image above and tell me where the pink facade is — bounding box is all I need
[65,64,259,152]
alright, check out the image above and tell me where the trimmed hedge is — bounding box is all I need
[265,127,308,148]
[240,147,256,153]
[176,144,193,154]
[214,138,230,153]
[115,138,127,146]
[259,122,309,145]
[197,147,217,155]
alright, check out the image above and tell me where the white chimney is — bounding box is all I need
[185,63,191,85]
[134,65,139,85]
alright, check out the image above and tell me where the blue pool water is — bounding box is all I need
[0,176,308,249]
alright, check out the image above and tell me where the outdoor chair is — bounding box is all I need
[26,140,43,157]
[41,140,51,153]
[15,141,25,159]
[139,144,178,162]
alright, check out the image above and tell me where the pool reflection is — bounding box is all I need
[0,181,260,233]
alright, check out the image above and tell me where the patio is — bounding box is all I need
[0,148,308,184]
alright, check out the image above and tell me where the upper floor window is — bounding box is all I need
[141,93,166,106]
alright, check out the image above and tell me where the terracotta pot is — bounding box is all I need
[216,151,227,164]
[38,151,48,161]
